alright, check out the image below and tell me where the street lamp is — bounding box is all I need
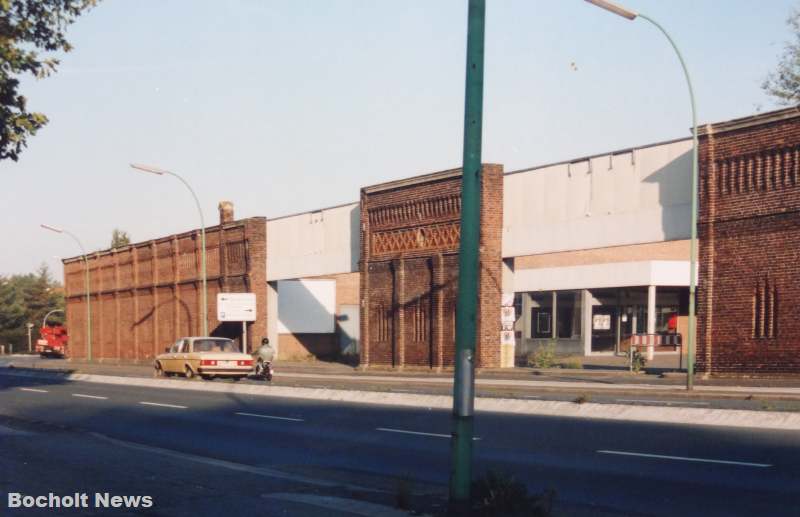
[130,163,208,337]
[41,224,92,360]
[585,0,698,390]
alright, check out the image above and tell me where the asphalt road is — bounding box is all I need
[1,373,799,516]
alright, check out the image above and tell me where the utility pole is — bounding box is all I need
[26,323,34,353]
[449,0,486,512]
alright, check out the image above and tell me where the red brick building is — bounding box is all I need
[358,165,504,369]
[63,206,267,362]
[698,107,800,375]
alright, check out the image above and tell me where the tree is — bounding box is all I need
[0,264,64,350]
[0,0,98,161]
[110,228,130,248]
[763,8,800,105]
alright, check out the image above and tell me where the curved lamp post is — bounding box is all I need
[585,0,698,390]
[130,163,208,337]
[41,224,92,361]
[42,309,65,329]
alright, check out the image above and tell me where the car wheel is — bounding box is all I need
[201,375,213,381]
[154,362,165,378]
[232,376,242,382]
[184,366,195,380]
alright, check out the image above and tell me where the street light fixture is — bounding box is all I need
[41,224,92,360]
[130,163,208,337]
[585,0,698,390]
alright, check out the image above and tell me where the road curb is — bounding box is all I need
[3,367,800,430]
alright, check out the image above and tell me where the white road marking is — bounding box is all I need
[72,393,108,400]
[19,388,48,393]
[235,412,304,422]
[377,427,481,441]
[139,401,187,409]
[597,450,772,468]
[618,399,710,406]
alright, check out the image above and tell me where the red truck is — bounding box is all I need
[36,325,68,358]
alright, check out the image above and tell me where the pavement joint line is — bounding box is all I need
[18,388,48,393]
[139,401,187,409]
[597,449,772,468]
[4,369,800,430]
[376,427,481,441]
[72,393,108,400]
[89,432,387,494]
[618,399,710,406]
[235,412,304,422]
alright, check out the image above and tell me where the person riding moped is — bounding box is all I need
[253,337,275,381]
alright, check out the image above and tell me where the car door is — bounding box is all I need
[180,338,193,373]
[165,340,182,373]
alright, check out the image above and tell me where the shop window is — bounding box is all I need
[530,292,552,339]
[556,290,582,339]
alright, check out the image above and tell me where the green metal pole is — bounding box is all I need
[449,0,485,511]
[638,14,698,391]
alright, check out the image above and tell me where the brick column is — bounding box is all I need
[114,250,121,361]
[133,247,139,362]
[152,241,159,357]
[392,258,405,369]
[172,236,179,338]
[432,253,445,371]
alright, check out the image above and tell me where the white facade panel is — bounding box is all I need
[267,203,359,281]
[513,260,696,292]
[502,139,693,258]
[277,279,335,334]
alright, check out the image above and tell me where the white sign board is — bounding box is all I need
[217,293,257,322]
[592,314,611,331]
[501,306,516,324]
[500,330,515,346]
[501,293,515,307]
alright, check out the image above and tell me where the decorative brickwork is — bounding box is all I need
[359,165,503,369]
[698,108,800,375]
[63,217,267,363]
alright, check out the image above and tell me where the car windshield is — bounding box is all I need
[192,339,238,353]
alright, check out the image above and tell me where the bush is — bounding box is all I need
[526,343,557,369]
[471,470,555,517]
[629,348,647,373]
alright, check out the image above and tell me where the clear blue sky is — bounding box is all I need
[1,0,795,281]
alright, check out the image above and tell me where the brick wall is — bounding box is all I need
[63,216,267,362]
[359,165,503,369]
[698,108,800,375]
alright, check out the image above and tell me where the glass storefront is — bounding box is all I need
[516,286,688,356]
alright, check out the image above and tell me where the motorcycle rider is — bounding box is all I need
[253,337,275,380]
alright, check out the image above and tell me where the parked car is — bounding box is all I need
[154,337,253,380]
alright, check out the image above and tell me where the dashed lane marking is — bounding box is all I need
[235,412,304,422]
[139,401,187,409]
[377,427,481,440]
[72,393,108,400]
[597,449,771,468]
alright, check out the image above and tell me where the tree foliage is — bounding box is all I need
[0,264,64,351]
[0,0,98,161]
[110,228,131,248]
[763,8,800,105]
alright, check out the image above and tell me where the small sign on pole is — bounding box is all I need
[217,293,256,353]
[217,293,256,322]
